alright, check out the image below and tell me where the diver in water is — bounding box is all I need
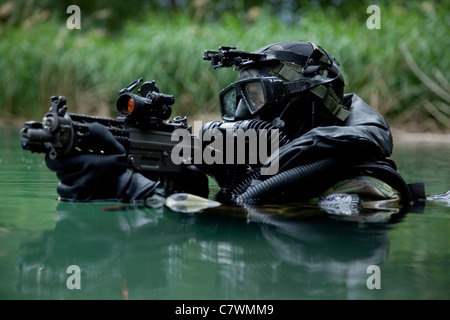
[200,41,425,210]
[45,41,425,211]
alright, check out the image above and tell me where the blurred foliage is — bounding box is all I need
[0,0,448,132]
[0,0,385,29]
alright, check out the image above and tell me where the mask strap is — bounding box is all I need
[309,85,349,121]
[269,61,303,82]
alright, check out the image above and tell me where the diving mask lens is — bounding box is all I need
[219,77,283,120]
[244,81,265,112]
[220,85,239,120]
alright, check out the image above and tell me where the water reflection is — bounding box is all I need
[15,201,401,300]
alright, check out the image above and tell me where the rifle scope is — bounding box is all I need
[116,92,174,121]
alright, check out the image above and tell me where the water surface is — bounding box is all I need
[0,126,449,300]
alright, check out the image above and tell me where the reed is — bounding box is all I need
[0,2,448,131]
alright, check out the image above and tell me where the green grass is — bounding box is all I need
[0,2,448,131]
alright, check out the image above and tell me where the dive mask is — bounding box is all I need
[219,77,286,121]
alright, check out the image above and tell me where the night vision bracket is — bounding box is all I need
[203,46,266,69]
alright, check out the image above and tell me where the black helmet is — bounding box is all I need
[203,41,349,123]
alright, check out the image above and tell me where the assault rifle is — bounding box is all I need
[21,78,196,193]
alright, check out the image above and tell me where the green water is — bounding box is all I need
[0,126,449,300]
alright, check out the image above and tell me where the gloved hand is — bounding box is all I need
[45,122,160,202]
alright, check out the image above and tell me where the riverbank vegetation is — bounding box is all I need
[0,0,448,132]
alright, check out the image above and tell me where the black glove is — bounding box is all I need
[45,122,160,202]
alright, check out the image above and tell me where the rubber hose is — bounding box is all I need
[235,157,339,205]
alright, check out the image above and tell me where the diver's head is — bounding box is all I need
[210,41,348,128]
